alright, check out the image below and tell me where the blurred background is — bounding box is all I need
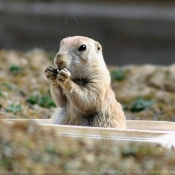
[1,0,175,66]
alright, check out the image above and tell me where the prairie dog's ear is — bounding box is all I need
[96,42,102,52]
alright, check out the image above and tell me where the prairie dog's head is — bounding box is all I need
[54,36,104,78]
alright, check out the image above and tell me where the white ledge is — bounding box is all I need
[1,119,175,147]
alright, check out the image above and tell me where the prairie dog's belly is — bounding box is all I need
[51,105,87,125]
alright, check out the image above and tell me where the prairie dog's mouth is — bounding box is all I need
[56,66,64,72]
[57,66,70,73]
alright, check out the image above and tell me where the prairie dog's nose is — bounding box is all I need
[54,53,64,66]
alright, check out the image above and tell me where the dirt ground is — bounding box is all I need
[0,49,175,173]
[0,49,175,122]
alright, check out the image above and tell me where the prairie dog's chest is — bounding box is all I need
[73,78,90,87]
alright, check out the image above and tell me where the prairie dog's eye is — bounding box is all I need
[78,44,86,52]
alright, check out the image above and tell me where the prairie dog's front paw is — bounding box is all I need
[57,68,71,85]
[45,66,59,87]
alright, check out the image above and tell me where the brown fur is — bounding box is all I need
[45,36,126,128]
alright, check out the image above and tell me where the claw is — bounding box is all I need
[53,68,58,74]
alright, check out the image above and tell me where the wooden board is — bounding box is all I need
[1,119,175,146]
[3,119,175,131]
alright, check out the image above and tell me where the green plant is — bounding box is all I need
[110,69,125,81]
[40,95,56,108]
[1,83,13,90]
[0,90,5,98]
[5,104,22,113]
[26,94,56,109]
[9,65,22,75]
[26,94,40,105]
[130,97,154,112]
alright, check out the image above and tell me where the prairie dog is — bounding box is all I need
[45,36,126,128]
